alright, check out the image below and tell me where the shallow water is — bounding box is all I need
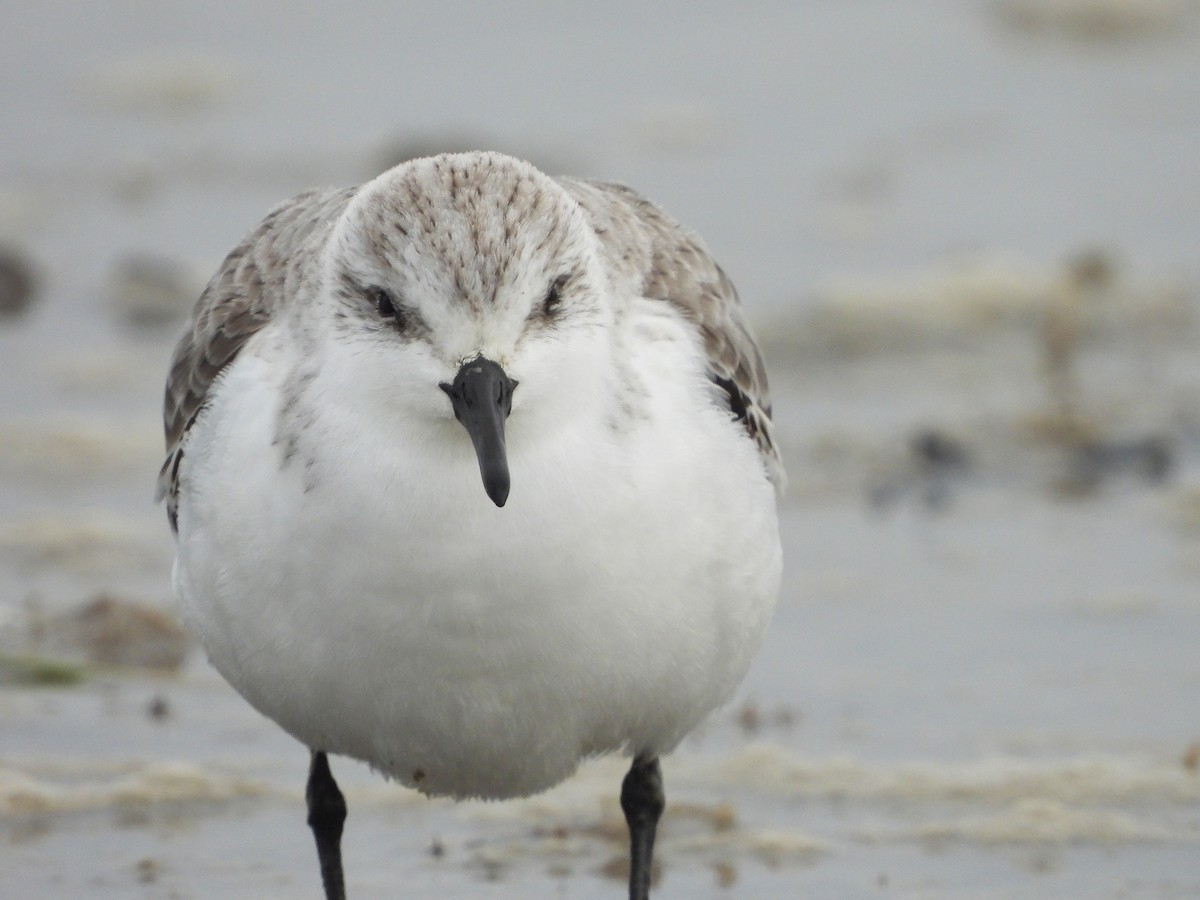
[3,2,1200,898]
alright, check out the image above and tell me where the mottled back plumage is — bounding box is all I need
[560,178,783,488]
[156,187,355,526]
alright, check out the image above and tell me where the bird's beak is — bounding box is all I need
[439,357,518,507]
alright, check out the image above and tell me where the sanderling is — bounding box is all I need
[158,151,784,899]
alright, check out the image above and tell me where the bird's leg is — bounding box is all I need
[620,755,664,900]
[306,750,348,900]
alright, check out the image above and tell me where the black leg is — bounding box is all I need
[306,750,348,900]
[620,756,664,900]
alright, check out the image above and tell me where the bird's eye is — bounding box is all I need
[542,274,570,317]
[368,287,405,328]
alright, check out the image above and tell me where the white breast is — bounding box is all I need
[173,320,781,800]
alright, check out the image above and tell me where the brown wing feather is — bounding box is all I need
[157,187,356,527]
[560,178,785,491]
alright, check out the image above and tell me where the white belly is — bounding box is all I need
[174,353,781,800]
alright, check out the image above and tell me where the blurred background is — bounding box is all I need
[2,2,1199,897]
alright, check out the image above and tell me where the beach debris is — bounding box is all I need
[86,53,241,113]
[106,253,203,329]
[1183,744,1200,773]
[993,0,1189,41]
[711,860,737,888]
[598,853,662,888]
[799,251,1188,357]
[0,244,38,319]
[0,761,264,816]
[1040,249,1117,425]
[871,428,972,511]
[0,512,165,574]
[735,700,800,736]
[1057,434,1174,496]
[626,100,725,156]
[134,858,160,885]
[147,693,171,722]
[0,653,87,687]
[41,594,191,672]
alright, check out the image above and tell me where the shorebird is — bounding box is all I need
[158,151,783,898]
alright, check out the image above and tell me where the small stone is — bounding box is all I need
[147,693,171,721]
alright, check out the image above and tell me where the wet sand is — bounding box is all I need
[3,2,1200,897]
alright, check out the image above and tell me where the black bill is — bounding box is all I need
[439,356,518,507]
